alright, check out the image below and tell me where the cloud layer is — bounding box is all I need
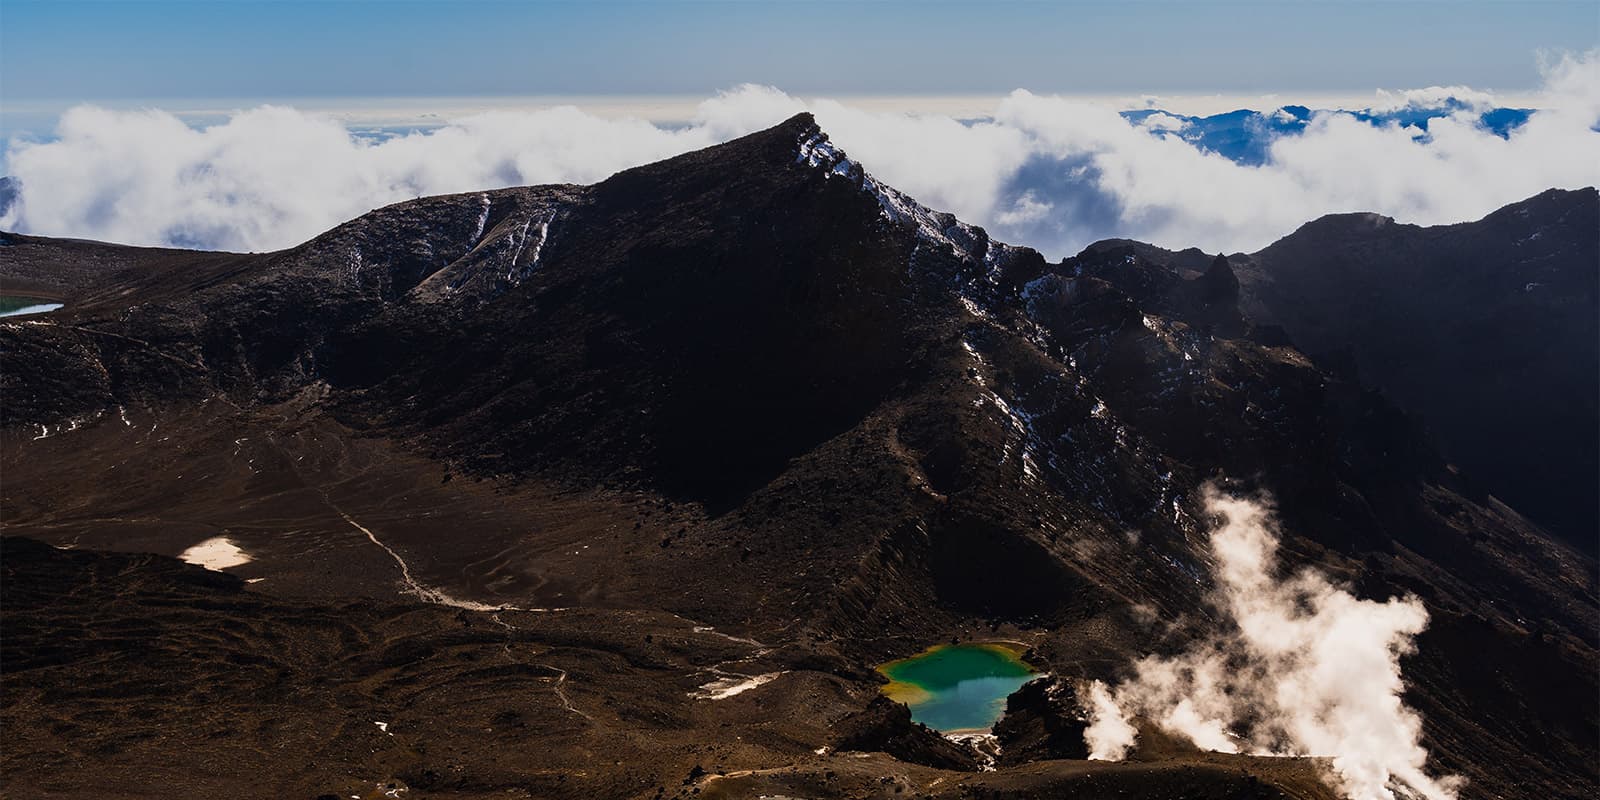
[1082,488,1458,800]
[2,52,1595,257]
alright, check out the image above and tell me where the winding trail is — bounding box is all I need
[278,435,783,721]
[685,622,786,700]
[488,611,592,721]
[320,494,593,722]
[324,498,504,611]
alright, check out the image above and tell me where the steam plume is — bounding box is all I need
[1083,488,1461,800]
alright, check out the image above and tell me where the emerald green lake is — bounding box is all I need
[0,296,63,317]
[878,643,1037,733]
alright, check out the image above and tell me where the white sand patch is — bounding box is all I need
[689,671,786,700]
[178,537,252,570]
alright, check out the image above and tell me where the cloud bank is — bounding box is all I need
[2,52,1595,257]
[1082,488,1458,800]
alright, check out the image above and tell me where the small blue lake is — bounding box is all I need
[878,643,1037,733]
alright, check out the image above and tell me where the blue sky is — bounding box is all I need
[3,0,1596,100]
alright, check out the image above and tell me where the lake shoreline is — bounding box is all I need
[875,641,1039,734]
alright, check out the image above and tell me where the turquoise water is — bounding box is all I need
[878,643,1036,733]
[0,296,63,317]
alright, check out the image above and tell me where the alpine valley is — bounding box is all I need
[1,114,1594,800]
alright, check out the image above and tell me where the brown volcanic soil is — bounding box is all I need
[1,537,1339,800]
[0,536,858,800]
[0,230,254,304]
[2,115,1596,799]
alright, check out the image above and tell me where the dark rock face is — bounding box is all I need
[832,696,980,771]
[1059,246,1247,338]
[993,676,1090,764]
[1227,188,1600,550]
[1,115,1595,800]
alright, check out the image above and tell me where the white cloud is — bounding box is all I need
[1082,488,1461,800]
[2,53,1596,257]
[1367,85,1499,113]
[1137,112,1191,132]
[993,190,1054,227]
[0,102,724,251]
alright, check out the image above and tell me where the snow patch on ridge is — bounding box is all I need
[795,126,1027,284]
[32,410,104,441]
[412,195,565,302]
[470,193,492,243]
[506,209,556,284]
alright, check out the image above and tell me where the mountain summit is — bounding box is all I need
[1231,187,1599,550]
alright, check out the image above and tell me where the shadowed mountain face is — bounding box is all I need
[2,115,1594,800]
[1227,188,1599,551]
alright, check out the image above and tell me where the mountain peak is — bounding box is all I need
[1199,252,1238,297]
[779,110,818,132]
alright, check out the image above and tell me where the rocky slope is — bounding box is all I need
[1228,188,1598,550]
[2,114,1594,800]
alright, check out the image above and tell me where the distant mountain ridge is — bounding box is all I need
[1121,102,1534,165]
[1230,187,1598,550]
[1071,187,1599,551]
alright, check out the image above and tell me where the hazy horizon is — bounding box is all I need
[4,63,1596,259]
[0,86,1557,142]
[2,1,1595,259]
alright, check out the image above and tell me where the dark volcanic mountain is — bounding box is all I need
[2,115,1595,800]
[1224,189,1599,551]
